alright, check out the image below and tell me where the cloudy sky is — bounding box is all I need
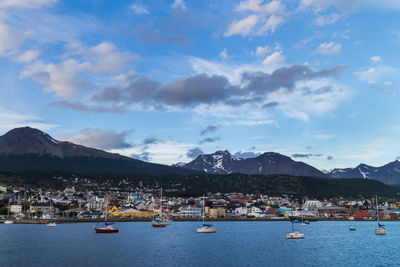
[1,0,400,170]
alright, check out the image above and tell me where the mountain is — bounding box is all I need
[328,161,400,185]
[180,150,326,178]
[0,127,195,175]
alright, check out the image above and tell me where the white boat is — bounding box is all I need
[349,225,356,231]
[197,195,216,234]
[286,231,305,239]
[46,199,56,227]
[348,217,356,231]
[375,196,386,235]
[4,199,14,224]
[286,205,304,239]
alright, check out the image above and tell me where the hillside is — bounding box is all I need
[1,170,397,198]
[0,127,195,175]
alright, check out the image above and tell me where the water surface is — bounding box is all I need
[1,221,398,267]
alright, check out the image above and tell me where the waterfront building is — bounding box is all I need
[179,206,202,218]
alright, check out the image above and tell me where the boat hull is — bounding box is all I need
[152,223,167,228]
[95,228,119,233]
[46,223,57,227]
[375,228,386,235]
[286,232,304,239]
[4,220,14,224]
[197,227,217,233]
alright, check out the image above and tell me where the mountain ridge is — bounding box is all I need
[0,127,196,175]
[179,150,327,178]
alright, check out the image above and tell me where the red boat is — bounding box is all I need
[94,222,119,233]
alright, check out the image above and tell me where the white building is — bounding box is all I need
[10,204,22,214]
[179,206,202,218]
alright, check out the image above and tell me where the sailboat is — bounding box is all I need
[197,195,216,233]
[4,199,14,224]
[46,199,56,227]
[375,196,386,235]
[152,187,167,228]
[348,217,356,231]
[300,207,309,226]
[286,205,304,239]
[94,199,118,233]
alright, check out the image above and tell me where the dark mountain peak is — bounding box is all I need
[0,127,196,175]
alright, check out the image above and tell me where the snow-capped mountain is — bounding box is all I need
[180,150,326,177]
[328,161,400,185]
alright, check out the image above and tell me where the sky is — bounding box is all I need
[1,0,400,170]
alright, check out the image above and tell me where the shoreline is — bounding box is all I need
[3,218,400,224]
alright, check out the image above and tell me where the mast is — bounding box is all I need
[160,187,163,217]
[376,195,379,224]
[202,195,205,224]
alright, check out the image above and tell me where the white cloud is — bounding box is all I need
[225,0,286,37]
[262,51,285,68]
[16,49,39,62]
[224,14,259,37]
[0,0,57,9]
[383,81,392,86]
[219,48,228,60]
[252,45,271,57]
[131,3,149,15]
[65,41,139,73]
[236,0,284,14]
[60,128,132,149]
[111,140,195,165]
[316,42,341,55]
[0,108,56,134]
[314,134,337,140]
[301,0,400,12]
[19,59,91,98]
[370,56,382,63]
[315,13,340,26]
[171,0,186,10]
[0,15,25,56]
[354,66,396,85]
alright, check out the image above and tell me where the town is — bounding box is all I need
[1,175,400,223]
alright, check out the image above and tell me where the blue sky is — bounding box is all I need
[1,0,400,170]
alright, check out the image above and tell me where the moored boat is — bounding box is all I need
[197,195,216,234]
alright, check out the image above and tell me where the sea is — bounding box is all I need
[1,221,399,267]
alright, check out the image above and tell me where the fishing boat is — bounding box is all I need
[94,198,118,233]
[46,199,56,227]
[197,195,216,233]
[4,199,14,224]
[286,205,304,239]
[152,187,168,228]
[374,196,386,235]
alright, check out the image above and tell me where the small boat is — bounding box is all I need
[4,199,14,224]
[152,217,167,228]
[197,223,217,233]
[152,187,168,228]
[286,206,304,239]
[348,217,356,231]
[292,220,300,223]
[95,222,119,233]
[197,195,216,234]
[286,231,305,239]
[94,198,118,234]
[46,200,56,227]
[375,196,386,235]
